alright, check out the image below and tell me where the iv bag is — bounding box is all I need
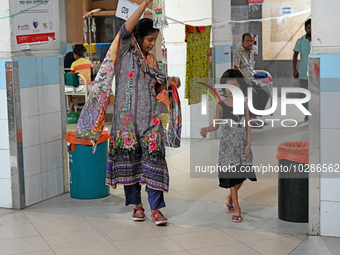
[153,0,168,29]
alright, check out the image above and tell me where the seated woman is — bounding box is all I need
[68,45,94,112]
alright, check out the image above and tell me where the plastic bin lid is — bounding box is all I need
[65,130,111,145]
[276,141,308,164]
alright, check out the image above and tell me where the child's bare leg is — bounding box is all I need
[230,183,243,220]
[226,193,233,206]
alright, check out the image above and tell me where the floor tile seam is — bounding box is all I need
[165,232,226,253]
[214,226,245,244]
[243,235,304,247]
[44,229,116,252]
[110,233,187,253]
[252,210,280,232]
[82,216,125,255]
[186,241,262,254]
[241,241,267,254]
[15,218,56,255]
[221,232,303,244]
[162,226,219,237]
[5,248,56,255]
[22,210,70,253]
[0,223,45,241]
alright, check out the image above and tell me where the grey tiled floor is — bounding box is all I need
[0,102,338,254]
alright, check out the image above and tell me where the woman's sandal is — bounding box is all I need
[132,207,146,221]
[231,214,242,223]
[151,209,168,226]
[224,203,234,213]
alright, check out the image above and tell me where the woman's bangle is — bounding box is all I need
[205,127,209,133]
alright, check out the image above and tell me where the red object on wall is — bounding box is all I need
[248,0,264,3]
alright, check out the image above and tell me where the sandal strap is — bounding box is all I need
[151,209,162,217]
[151,209,167,221]
[225,204,234,210]
[232,214,241,219]
[133,207,145,213]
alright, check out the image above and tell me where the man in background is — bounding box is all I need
[293,19,311,121]
[233,33,269,127]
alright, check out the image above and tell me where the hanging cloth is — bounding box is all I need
[184,25,212,105]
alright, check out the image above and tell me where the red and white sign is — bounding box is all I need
[16,33,56,44]
[248,0,264,3]
[14,0,56,44]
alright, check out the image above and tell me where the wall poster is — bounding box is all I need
[14,0,56,44]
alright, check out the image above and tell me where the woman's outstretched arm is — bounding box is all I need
[125,0,152,32]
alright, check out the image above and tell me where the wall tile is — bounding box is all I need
[40,143,47,173]
[320,178,340,202]
[44,112,62,142]
[42,56,60,85]
[38,115,46,144]
[0,149,10,179]
[320,201,340,237]
[24,174,42,206]
[0,89,8,120]
[0,119,10,150]
[0,60,10,89]
[320,92,340,129]
[16,58,38,88]
[45,140,63,171]
[41,171,48,200]
[46,167,64,198]
[22,116,40,148]
[320,129,340,166]
[44,84,61,114]
[36,57,43,86]
[37,86,45,115]
[20,87,38,118]
[23,145,41,178]
[0,178,12,208]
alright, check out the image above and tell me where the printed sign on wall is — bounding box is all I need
[14,0,56,44]
[281,6,294,16]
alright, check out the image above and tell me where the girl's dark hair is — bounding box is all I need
[134,18,159,40]
[73,45,86,58]
[220,69,248,95]
[305,18,311,28]
[64,51,75,68]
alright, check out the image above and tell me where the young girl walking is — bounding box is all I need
[200,69,257,223]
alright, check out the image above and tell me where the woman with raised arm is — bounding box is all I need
[77,0,180,226]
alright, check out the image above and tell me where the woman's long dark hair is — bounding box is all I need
[220,69,248,95]
[134,18,159,40]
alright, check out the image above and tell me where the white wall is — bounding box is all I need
[311,0,340,237]
[164,0,212,138]
[0,1,12,58]
[163,0,212,43]
[311,0,340,55]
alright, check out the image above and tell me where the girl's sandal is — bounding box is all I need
[132,207,146,221]
[224,203,234,213]
[151,209,168,226]
[231,214,242,223]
